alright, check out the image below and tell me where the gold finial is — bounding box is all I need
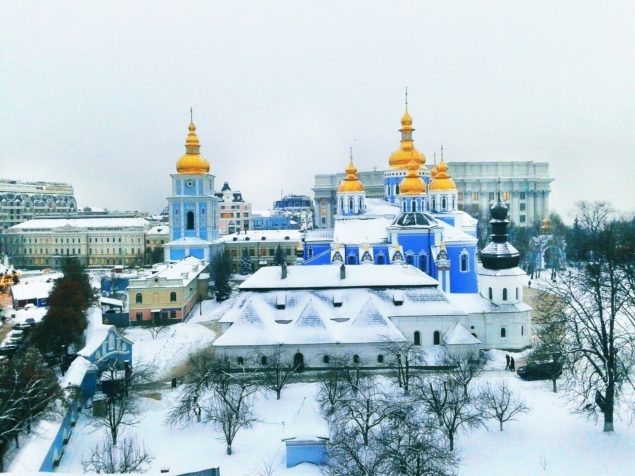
[190,107,193,123]
[440,241,446,252]
[441,145,444,162]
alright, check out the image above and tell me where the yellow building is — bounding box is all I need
[127,256,208,324]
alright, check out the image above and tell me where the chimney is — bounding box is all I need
[281,261,288,279]
[340,263,346,280]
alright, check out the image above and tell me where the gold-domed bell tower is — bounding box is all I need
[165,111,220,262]
[384,88,427,204]
[337,148,366,216]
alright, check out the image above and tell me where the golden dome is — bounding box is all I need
[399,159,426,195]
[431,164,439,179]
[338,158,365,193]
[389,108,426,169]
[429,159,456,191]
[176,121,210,174]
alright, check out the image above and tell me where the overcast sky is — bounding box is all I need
[1,1,634,220]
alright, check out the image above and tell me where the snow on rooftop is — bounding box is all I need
[443,321,482,345]
[240,264,438,290]
[59,356,94,388]
[147,224,169,235]
[129,256,206,287]
[164,236,213,246]
[9,216,149,230]
[11,280,54,300]
[218,229,302,243]
[436,218,477,244]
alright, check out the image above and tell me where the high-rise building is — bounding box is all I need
[0,179,77,230]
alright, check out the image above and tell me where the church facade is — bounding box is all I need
[300,106,479,295]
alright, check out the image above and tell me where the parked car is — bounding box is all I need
[0,342,18,357]
[517,361,563,381]
[12,322,32,333]
[25,317,36,326]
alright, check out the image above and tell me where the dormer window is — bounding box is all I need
[393,290,404,306]
[276,293,286,310]
[333,292,343,308]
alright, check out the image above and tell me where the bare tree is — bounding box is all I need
[530,291,566,393]
[446,352,488,398]
[166,350,223,426]
[412,375,483,451]
[479,381,529,431]
[547,218,635,432]
[204,377,259,455]
[316,364,350,417]
[380,338,419,395]
[333,378,395,446]
[574,201,614,236]
[325,424,386,476]
[91,392,141,446]
[256,348,299,400]
[82,435,154,473]
[378,404,457,476]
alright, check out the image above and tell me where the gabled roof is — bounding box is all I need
[443,322,481,345]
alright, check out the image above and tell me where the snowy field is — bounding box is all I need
[53,349,635,475]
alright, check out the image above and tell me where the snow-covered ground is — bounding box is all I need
[51,347,635,476]
[124,323,217,380]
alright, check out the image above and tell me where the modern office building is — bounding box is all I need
[0,179,77,230]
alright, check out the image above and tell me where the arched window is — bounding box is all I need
[402,201,407,212]
[433,331,440,345]
[353,354,360,364]
[503,288,508,301]
[170,292,177,302]
[419,253,427,272]
[376,254,385,265]
[516,287,519,300]
[406,254,414,265]
[237,356,244,365]
[348,197,354,212]
[186,211,194,230]
[442,197,447,210]
[294,353,304,370]
[432,197,436,211]
[358,197,363,212]
[395,184,400,195]
[414,331,421,346]
[339,198,344,213]
[521,326,524,336]
[323,355,330,365]
[460,251,469,272]
[452,196,456,210]
[260,356,267,366]
[135,293,142,304]
[347,255,356,265]
[501,328,507,338]
[488,287,493,300]
[411,201,416,212]
[377,354,384,364]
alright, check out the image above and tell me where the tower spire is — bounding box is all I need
[404,86,408,112]
[190,107,193,124]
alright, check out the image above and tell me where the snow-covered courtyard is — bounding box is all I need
[50,338,635,476]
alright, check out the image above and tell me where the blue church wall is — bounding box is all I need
[170,248,186,260]
[446,244,478,293]
[372,246,390,265]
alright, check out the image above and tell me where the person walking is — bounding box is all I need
[505,354,510,370]
[510,357,515,372]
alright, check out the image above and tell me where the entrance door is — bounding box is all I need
[293,352,305,371]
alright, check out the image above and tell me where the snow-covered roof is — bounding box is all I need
[100,296,123,307]
[9,216,149,230]
[164,236,214,246]
[443,322,481,345]
[11,280,54,300]
[128,256,207,288]
[334,214,391,244]
[78,325,114,358]
[218,229,302,243]
[60,356,94,388]
[147,224,169,235]
[305,228,334,242]
[239,264,439,290]
[214,292,407,347]
[436,218,477,244]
